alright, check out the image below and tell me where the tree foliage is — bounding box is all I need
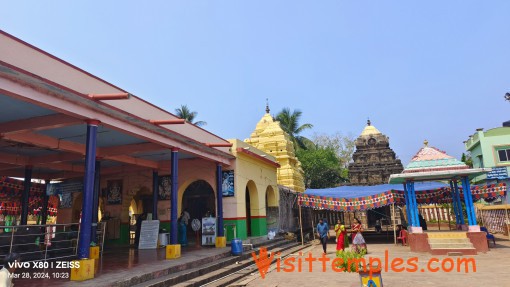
[312,132,356,168]
[297,146,344,189]
[175,105,207,127]
[296,132,355,188]
[275,108,313,150]
[461,153,473,168]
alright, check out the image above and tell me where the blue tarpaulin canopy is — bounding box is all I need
[305,182,448,199]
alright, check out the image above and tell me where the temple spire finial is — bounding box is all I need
[367,118,371,126]
[265,98,270,114]
[424,139,429,147]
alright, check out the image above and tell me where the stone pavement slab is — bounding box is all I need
[245,235,510,287]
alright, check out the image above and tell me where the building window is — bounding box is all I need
[497,149,510,162]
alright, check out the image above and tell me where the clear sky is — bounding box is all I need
[2,1,510,164]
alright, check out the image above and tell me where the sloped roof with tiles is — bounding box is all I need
[403,140,469,173]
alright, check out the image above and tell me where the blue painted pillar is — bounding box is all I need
[152,171,159,220]
[409,182,420,227]
[216,164,224,237]
[403,183,412,226]
[170,148,179,245]
[91,160,101,244]
[78,120,99,259]
[20,166,33,225]
[450,181,460,225]
[453,180,465,225]
[461,177,477,226]
[41,180,50,226]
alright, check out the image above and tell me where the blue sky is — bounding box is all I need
[2,1,510,164]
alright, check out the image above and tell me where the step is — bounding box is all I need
[132,239,295,287]
[426,232,467,239]
[175,241,301,287]
[427,238,471,244]
[430,248,477,256]
[429,243,475,249]
[210,243,309,287]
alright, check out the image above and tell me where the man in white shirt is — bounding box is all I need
[181,208,190,226]
[0,253,20,287]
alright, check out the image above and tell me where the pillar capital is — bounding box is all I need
[85,119,101,126]
[171,147,179,152]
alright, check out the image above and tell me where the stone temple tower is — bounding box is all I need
[348,120,403,185]
[245,104,305,192]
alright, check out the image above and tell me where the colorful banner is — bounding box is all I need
[299,183,506,212]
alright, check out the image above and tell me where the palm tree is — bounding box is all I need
[276,108,313,150]
[175,105,207,127]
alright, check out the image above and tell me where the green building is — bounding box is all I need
[465,124,510,201]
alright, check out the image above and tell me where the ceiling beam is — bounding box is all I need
[0,151,29,165]
[0,113,81,134]
[99,142,163,157]
[29,152,84,165]
[3,132,160,169]
[0,168,82,181]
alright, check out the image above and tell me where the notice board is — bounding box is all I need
[138,220,160,249]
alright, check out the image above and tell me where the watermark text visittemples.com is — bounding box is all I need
[251,248,477,279]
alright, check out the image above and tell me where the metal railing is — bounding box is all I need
[0,223,80,263]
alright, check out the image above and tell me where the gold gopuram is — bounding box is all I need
[245,104,305,192]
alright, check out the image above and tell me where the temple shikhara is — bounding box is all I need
[245,105,306,192]
[348,120,404,185]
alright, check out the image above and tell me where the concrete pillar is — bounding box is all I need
[170,148,179,245]
[462,176,479,232]
[78,120,99,259]
[216,164,224,237]
[152,171,158,220]
[41,180,50,226]
[20,166,32,225]
[403,183,412,226]
[91,160,101,244]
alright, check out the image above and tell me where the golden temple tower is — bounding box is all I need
[245,104,306,192]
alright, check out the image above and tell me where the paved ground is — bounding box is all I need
[15,244,231,287]
[244,234,510,287]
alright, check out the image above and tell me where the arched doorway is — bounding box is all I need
[128,186,152,245]
[245,181,258,237]
[182,180,215,222]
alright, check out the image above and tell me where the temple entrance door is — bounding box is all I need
[245,187,251,237]
[182,180,215,241]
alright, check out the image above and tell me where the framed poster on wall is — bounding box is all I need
[222,170,234,197]
[106,180,122,205]
[59,192,72,209]
[202,217,216,246]
[158,175,171,200]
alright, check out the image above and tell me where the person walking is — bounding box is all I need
[316,218,329,255]
[334,220,347,253]
[351,218,367,254]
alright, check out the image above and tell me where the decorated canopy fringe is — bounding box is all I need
[298,182,506,212]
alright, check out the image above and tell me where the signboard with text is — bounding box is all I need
[138,220,160,249]
[487,167,509,180]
